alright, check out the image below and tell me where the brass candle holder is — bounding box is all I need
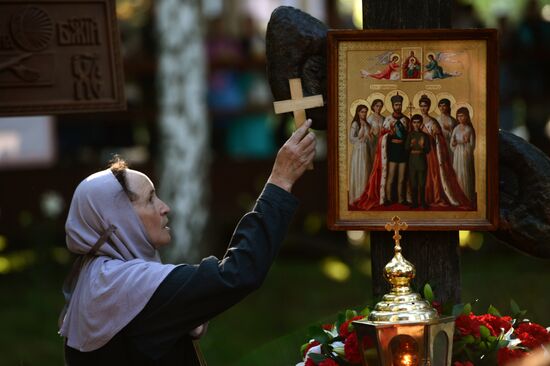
[353,216,455,366]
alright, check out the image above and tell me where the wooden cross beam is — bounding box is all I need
[273,78,323,169]
[273,78,324,128]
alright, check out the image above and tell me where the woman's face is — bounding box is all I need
[359,107,368,120]
[127,170,171,248]
[457,112,467,124]
[373,102,383,113]
[420,101,430,114]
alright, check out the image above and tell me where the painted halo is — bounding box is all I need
[454,102,474,120]
[413,90,437,114]
[349,99,369,118]
[366,92,386,114]
[435,92,457,116]
[390,53,400,63]
[384,89,409,113]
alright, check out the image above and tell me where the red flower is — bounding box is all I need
[432,301,443,315]
[305,358,317,366]
[322,323,334,331]
[515,322,550,349]
[454,361,474,366]
[455,313,513,338]
[344,332,363,364]
[339,316,365,338]
[303,340,320,357]
[478,314,513,336]
[497,347,527,366]
[318,359,339,366]
[455,313,484,337]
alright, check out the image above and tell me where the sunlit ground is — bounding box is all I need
[0,233,548,365]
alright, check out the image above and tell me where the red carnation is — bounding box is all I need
[455,313,484,337]
[322,323,334,331]
[303,340,320,357]
[497,347,527,366]
[339,316,365,338]
[478,314,513,336]
[318,359,339,366]
[515,322,550,349]
[344,332,363,364]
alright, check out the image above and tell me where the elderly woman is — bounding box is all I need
[59,120,316,365]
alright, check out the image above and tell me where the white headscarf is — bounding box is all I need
[59,169,177,351]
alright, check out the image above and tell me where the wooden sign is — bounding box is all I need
[0,0,125,116]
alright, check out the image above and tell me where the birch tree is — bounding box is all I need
[155,0,209,262]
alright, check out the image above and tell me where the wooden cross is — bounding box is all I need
[272,78,324,128]
[385,216,408,249]
[273,78,323,169]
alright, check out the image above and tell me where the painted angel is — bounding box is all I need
[424,52,462,80]
[360,52,400,80]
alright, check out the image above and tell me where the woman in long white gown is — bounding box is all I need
[349,104,371,203]
[450,107,476,203]
[367,99,384,154]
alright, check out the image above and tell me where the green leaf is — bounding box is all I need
[442,301,454,316]
[452,303,465,317]
[423,283,434,302]
[498,339,509,348]
[510,299,527,318]
[463,335,476,344]
[308,325,330,344]
[510,299,521,315]
[463,303,472,315]
[335,312,346,331]
[479,325,491,339]
[360,306,371,317]
[300,342,310,356]
[488,305,502,317]
[345,309,358,320]
[308,353,328,363]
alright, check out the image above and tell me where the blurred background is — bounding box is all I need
[1,0,550,365]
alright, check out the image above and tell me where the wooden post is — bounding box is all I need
[363,0,461,304]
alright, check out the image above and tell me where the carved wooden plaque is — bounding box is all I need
[0,0,126,116]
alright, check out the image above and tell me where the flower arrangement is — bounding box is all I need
[297,285,550,366]
[296,307,370,366]
[453,301,550,366]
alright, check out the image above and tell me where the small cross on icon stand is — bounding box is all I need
[272,78,324,169]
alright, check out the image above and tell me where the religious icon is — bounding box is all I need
[327,29,498,230]
[401,47,422,81]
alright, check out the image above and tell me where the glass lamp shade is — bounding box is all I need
[352,316,455,366]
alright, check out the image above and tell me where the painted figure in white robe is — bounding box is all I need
[349,104,372,203]
[367,98,384,156]
[450,107,476,204]
[436,98,458,160]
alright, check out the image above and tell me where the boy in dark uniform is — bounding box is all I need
[405,114,431,208]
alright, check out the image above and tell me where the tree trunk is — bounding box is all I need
[364,0,460,304]
[155,0,209,262]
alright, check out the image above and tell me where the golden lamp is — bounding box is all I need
[353,217,455,366]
